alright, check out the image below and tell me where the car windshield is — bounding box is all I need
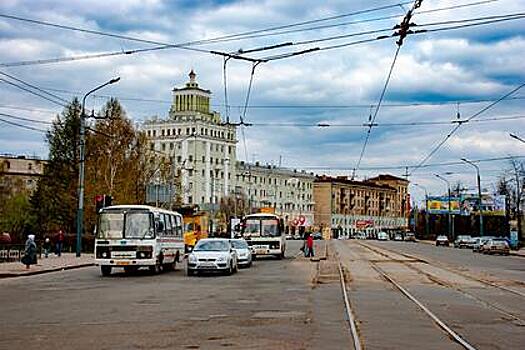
[194,240,230,251]
[231,240,248,249]
[97,210,152,239]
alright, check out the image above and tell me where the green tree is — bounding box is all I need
[31,99,81,235]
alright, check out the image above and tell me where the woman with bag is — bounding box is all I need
[22,234,37,269]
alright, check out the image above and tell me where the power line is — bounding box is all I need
[409,82,525,176]
[0,69,69,104]
[0,1,503,68]
[0,78,67,107]
[0,112,53,125]
[0,116,47,133]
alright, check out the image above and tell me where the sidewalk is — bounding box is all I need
[0,253,94,278]
[418,239,525,257]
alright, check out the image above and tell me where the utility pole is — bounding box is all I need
[414,183,429,238]
[461,158,484,236]
[435,174,453,240]
[76,77,120,257]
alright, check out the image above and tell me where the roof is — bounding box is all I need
[101,205,182,215]
[244,213,281,219]
[315,175,396,191]
[367,174,409,183]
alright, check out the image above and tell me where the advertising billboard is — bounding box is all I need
[427,194,505,216]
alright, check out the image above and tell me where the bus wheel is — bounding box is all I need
[101,266,112,276]
[149,264,161,274]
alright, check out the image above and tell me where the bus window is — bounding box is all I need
[174,215,183,238]
[125,211,153,239]
[98,212,124,239]
[261,219,280,237]
[164,214,172,236]
[155,215,165,235]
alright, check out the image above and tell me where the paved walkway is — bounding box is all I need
[0,253,94,278]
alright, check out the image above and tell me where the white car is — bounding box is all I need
[230,238,253,268]
[186,238,238,276]
[377,232,389,241]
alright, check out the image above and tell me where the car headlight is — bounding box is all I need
[217,256,227,262]
[188,254,197,263]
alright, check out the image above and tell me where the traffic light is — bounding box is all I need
[95,195,104,214]
[95,194,113,213]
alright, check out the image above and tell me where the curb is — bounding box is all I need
[0,263,95,279]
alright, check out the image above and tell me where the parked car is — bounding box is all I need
[377,231,389,241]
[230,238,252,268]
[404,232,416,242]
[355,231,367,240]
[454,235,473,249]
[472,236,495,252]
[480,238,510,255]
[436,235,449,246]
[187,238,238,276]
[393,233,404,241]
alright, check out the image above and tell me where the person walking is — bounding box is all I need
[43,237,51,258]
[306,233,315,258]
[55,229,64,257]
[22,234,37,269]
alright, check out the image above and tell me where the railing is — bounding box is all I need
[0,244,44,263]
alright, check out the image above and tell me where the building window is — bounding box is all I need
[28,163,32,171]
[189,155,193,163]
[177,156,182,163]
[201,169,205,176]
[192,127,196,134]
[170,143,174,150]
[161,129,165,136]
[161,143,166,151]
[153,130,156,137]
[202,155,205,163]
[147,130,151,137]
[188,170,193,177]
[150,143,154,150]
[188,196,193,204]
[167,129,170,136]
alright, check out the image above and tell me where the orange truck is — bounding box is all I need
[183,212,209,252]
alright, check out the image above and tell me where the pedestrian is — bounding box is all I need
[306,233,314,257]
[55,229,64,257]
[303,232,310,257]
[22,234,37,269]
[43,237,51,258]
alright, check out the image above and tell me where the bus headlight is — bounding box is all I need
[102,252,108,258]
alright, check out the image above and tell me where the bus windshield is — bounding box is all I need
[97,211,153,239]
[244,218,281,237]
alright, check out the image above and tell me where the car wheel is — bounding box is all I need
[101,265,112,276]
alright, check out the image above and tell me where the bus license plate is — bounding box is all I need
[116,261,130,266]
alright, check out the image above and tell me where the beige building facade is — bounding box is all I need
[314,174,409,237]
[0,155,46,194]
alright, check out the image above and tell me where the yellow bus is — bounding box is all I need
[183,212,209,252]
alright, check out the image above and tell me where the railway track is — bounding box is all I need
[335,241,481,350]
[359,241,525,299]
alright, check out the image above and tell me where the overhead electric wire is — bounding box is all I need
[0,69,69,104]
[409,82,525,176]
[0,0,501,68]
[0,78,67,107]
[247,114,525,127]
[0,112,52,125]
[0,116,47,133]
[293,155,525,171]
[260,12,525,61]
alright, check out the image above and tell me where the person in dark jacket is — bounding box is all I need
[22,234,37,269]
[55,230,64,256]
[43,237,51,258]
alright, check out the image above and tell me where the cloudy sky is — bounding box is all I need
[0,0,524,203]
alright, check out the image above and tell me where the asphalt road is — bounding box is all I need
[0,240,351,350]
[335,240,525,350]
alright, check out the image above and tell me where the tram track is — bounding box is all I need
[357,241,525,326]
[336,241,481,350]
[359,241,525,299]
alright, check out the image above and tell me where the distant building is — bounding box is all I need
[0,154,46,194]
[314,174,409,237]
[143,70,237,206]
[235,161,316,234]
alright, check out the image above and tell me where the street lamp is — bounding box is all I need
[435,174,453,239]
[461,158,484,237]
[76,77,120,257]
[413,183,430,238]
[510,133,525,144]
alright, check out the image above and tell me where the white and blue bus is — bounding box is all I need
[95,205,184,276]
[240,213,286,259]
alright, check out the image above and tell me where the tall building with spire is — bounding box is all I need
[143,70,237,207]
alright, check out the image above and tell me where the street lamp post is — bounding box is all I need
[76,77,120,257]
[461,158,484,237]
[435,174,453,240]
[414,183,430,238]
